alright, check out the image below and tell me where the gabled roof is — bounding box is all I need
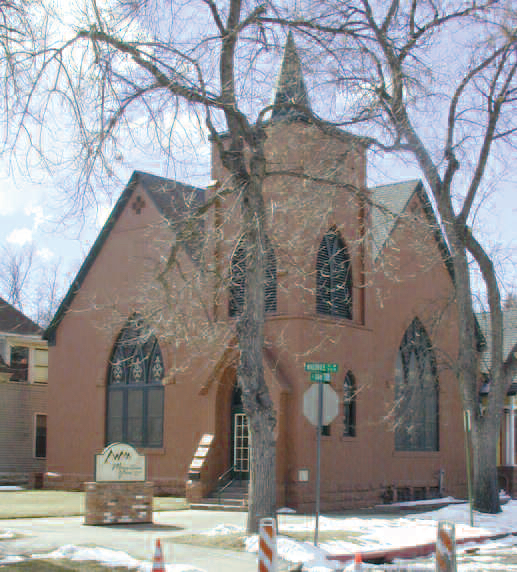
[271,31,311,122]
[0,297,42,336]
[370,179,454,279]
[476,306,517,393]
[44,171,205,343]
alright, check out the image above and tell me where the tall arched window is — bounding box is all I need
[229,236,277,317]
[316,228,353,319]
[343,371,356,437]
[106,315,164,448]
[394,318,439,451]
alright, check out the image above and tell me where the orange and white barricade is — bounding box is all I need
[258,517,277,572]
[436,521,457,571]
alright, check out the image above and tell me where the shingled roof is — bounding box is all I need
[477,306,517,394]
[0,297,42,336]
[44,171,205,343]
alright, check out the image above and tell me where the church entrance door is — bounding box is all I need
[231,384,250,481]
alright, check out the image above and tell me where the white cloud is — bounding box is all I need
[24,204,47,230]
[6,228,33,246]
[96,204,112,230]
[36,247,55,261]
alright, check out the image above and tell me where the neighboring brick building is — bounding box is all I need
[0,297,48,487]
[44,37,469,510]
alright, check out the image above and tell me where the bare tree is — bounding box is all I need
[0,243,64,327]
[10,0,515,525]
[273,0,517,512]
[0,243,35,312]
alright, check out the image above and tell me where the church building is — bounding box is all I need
[44,36,469,510]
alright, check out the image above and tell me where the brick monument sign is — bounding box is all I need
[85,443,153,525]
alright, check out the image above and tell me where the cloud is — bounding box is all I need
[24,204,47,230]
[36,247,55,261]
[96,203,112,230]
[6,228,33,246]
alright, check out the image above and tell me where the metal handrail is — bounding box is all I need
[216,465,235,503]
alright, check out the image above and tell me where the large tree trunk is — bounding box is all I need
[236,152,277,534]
[471,418,501,513]
[246,395,277,533]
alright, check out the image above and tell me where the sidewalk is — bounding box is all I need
[0,509,257,572]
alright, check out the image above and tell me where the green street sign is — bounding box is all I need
[310,372,331,383]
[304,362,338,373]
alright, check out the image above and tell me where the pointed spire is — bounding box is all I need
[271,31,311,121]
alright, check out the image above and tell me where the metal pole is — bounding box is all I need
[314,380,323,546]
[463,410,474,527]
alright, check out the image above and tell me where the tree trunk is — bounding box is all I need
[246,401,277,533]
[471,418,501,513]
[236,152,278,534]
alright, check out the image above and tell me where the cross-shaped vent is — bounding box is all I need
[132,196,146,214]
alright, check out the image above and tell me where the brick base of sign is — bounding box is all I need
[84,481,153,525]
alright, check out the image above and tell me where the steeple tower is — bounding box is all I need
[271,31,311,121]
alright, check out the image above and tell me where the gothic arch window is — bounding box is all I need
[106,315,164,448]
[394,318,439,451]
[343,371,356,437]
[229,236,277,317]
[316,228,353,319]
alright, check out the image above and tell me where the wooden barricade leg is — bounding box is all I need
[436,521,457,572]
[258,517,277,572]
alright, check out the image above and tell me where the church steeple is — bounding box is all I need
[271,32,311,121]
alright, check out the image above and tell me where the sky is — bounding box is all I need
[0,1,515,319]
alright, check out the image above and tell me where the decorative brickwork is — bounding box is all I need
[84,481,153,525]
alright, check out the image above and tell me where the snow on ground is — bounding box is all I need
[0,500,516,571]
[2,544,205,571]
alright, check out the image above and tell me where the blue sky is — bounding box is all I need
[0,2,515,315]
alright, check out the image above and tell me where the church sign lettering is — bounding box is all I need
[95,443,146,482]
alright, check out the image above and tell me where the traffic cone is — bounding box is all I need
[354,551,362,571]
[152,538,165,572]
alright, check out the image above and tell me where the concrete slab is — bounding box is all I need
[0,510,259,572]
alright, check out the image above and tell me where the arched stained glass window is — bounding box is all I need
[229,235,277,317]
[343,371,356,437]
[394,318,439,451]
[106,315,164,448]
[316,228,353,319]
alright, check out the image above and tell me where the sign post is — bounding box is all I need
[303,362,339,545]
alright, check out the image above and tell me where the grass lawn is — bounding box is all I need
[0,561,138,571]
[0,491,188,519]
[165,529,362,551]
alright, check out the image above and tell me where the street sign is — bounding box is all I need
[304,362,338,373]
[303,384,339,426]
[310,372,331,383]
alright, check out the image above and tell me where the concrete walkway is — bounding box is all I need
[0,510,258,572]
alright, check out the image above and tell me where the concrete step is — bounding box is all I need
[190,501,247,512]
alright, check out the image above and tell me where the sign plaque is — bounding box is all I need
[95,443,146,482]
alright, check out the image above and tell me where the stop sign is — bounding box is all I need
[303,384,339,426]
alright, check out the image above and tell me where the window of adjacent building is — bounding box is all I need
[34,414,47,458]
[10,346,29,382]
[343,371,357,437]
[394,318,439,452]
[33,348,49,383]
[106,316,164,448]
[229,235,277,317]
[316,228,353,319]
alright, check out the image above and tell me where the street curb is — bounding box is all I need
[326,531,517,565]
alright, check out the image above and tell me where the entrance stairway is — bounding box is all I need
[190,480,249,511]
